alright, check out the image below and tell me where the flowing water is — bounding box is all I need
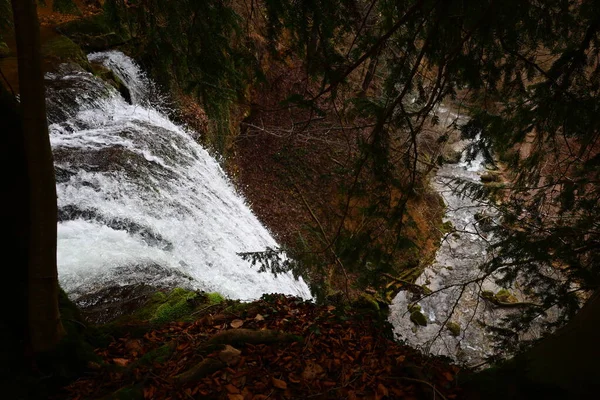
[47,51,311,304]
[388,108,513,366]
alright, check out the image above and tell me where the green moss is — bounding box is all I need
[408,303,421,313]
[446,321,461,337]
[410,311,427,326]
[440,220,454,234]
[354,294,381,311]
[495,289,518,304]
[206,292,225,304]
[150,288,198,324]
[41,35,91,71]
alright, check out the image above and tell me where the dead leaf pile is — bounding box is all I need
[63,295,463,399]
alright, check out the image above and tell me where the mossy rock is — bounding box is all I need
[410,311,427,326]
[407,303,421,313]
[446,321,461,337]
[354,294,381,311]
[0,42,9,58]
[57,13,131,51]
[440,220,455,234]
[495,289,518,304]
[41,35,92,72]
[133,288,202,324]
[53,0,81,15]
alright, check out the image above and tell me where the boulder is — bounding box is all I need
[410,310,428,326]
[446,321,461,337]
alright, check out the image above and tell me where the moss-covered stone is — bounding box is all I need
[410,310,427,326]
[0,41,9,58]
[408,303,421,313]
[354,294,381,311]
[446,321,461,337]
[150,288,199,324]
[495,289,518,304]
[41,35,91,72]
[440,220,455,234]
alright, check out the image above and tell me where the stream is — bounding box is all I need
[388,108,518,366]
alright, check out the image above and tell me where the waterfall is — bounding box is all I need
[47,51,311,303]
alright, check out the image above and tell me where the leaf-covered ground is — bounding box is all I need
[64,294,464,399]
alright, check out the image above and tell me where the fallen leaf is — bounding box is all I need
[254,314,265,321]
[272,377,287,390]
[225,384,240,394]
[230,319,244,328]
[228,395,244,400]
[112,358,129,367]
[288,373,301,383]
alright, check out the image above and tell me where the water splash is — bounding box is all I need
[47,52,311,302]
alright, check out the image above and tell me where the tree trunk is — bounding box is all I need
[11,0,65,352]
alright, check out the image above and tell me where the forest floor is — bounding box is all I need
[61,292,465,400]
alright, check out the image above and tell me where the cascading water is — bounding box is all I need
[47,51,311,304]
[388,107,513,366]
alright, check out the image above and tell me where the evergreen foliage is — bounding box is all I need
[261,0,600,356]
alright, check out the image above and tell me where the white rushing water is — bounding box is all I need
[47,51,311,302]
[388,107,511,366]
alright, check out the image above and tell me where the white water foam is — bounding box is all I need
[48,52,311,301]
